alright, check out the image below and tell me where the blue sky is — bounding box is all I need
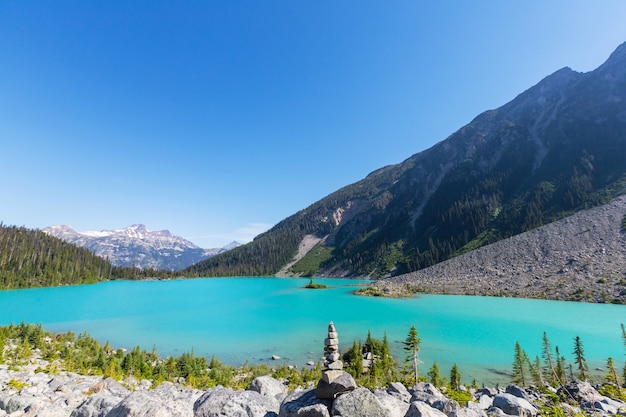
[2,1,626,248]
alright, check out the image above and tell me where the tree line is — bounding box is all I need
[0,224,175,289]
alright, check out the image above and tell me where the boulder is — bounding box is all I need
[330,387,391,417]
[107,390,192,417]
[413,383,445,398]
[248,375,287,401]
[557,381,606,404]
[432,398,461,417]
[194,386,279,417]
[387,382,411,403]
[316,371,356,399]
[279,388,331,417]
[405,401,448,417]
[0,394,42,414]
[70,394,122,417]
[505,386,532,403]
[373,389,410,417]
[492,393,537,417]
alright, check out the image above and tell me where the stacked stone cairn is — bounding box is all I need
[316,321,357,399]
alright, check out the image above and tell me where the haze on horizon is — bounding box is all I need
[2,1,626,248]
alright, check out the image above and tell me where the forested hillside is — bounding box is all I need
[187,41,626,279]
[0,224,174,289]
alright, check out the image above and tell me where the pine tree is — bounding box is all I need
[428,362,443,387]
[541,332,557,385]
[450,363,461,391]
[530,355,544,387]
[605,357,620,387]
[403,325,422,385]
[555,346,567,383]
[572,336,588,381]
[512,341,529,386]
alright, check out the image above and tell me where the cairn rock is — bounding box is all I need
[316,371,357,400]
[315,321,357,400]
[331,387,392,417]
[492,393,538,417]
[279,388,331,417]
[323,322,342,370]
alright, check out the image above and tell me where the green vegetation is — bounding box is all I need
[0,322,321,390]
[0,224,176,289]
[403,325,422,385]
[291,244,334,277]
[304,278,328,289]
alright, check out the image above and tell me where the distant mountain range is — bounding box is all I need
[186,40,626,279]
[43,224,240,271]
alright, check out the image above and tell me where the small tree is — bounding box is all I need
[573,336,588,381]
[512,341,529,386]
[450,363,461,391]
[403,325,422,385]
[605,357,621,388]
[428,362,443,387]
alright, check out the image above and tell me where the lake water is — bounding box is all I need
[0,277,624,386]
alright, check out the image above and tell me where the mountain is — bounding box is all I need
[186,41,626,279]
[0,224,174,289]
[43,224,240,271]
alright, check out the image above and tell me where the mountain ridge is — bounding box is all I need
[186,40,626,280]
[43,224,240,271]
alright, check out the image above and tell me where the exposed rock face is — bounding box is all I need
[331,387,391,417]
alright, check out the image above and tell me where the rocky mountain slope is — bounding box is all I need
[188,40,626,279]
[373,195,626,303]
[43,224,239,271]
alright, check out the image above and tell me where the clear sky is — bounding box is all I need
[2,1,626,248]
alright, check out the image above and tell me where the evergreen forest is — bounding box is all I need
[0,224,175,289]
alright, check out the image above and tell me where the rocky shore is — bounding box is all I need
[2,358,626,417]
[372,195,626,303]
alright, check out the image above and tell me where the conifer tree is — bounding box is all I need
[541,332,557,385]
[403,325,422,385]
[428,362,443,387]
[605,357,620,388]
[555,346,567,383]
[572,336,588,381]
[450,363,461,391]
[512,341,529,386]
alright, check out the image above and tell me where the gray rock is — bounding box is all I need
[331,387,391,417]
[103,378,131,397]
[316,371,356,399]
[505,386,532,403]
[411,391,443,407]
[279,388,331,417]
[194,386,279,417]
[248,376,288,400]
[373,389,410,417]
[476,395,493,410]
[106,390,191,417]
[432,398,461,417]
[71,395,122,417]
[492,393,537,417]
[0,394,42,414]
[452,408,488,417]
[387,382,411,403]
[406,401,449,417]
[413,383,445,398]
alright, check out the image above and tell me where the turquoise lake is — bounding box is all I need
[0,277,625,386]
